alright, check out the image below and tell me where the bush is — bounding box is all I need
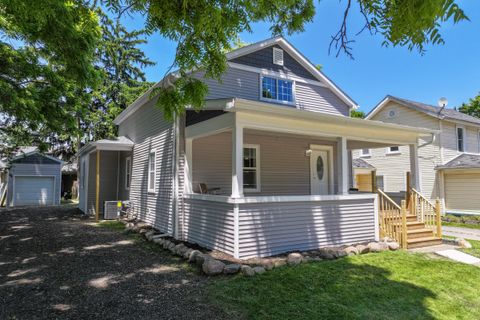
[443,214,480,225]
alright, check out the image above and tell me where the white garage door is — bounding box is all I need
[445,172,480,212]
[14,176,55,206]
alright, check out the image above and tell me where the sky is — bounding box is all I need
[119,1,480,113]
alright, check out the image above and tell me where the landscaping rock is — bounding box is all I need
[183,248,193,260]
[287,253,303,265]
[223,264,241,274]
[311,257,323,262]
[333,249,348,258]
[318,248,335,260]
[145,230,156,240]
[253,266,266,274]
[153,238,164,245]
[273,259,287,268]
[188,250,202,263]
[387,242,400,251]
[456,238,473,249]
[174,244,187,256]
[367,242,389,253]
[241,265,255,277]
[262,259,275,270]
[356,244,369,254]
[202,259,225,276]
[344,246,359,256]
[195,253,208,267]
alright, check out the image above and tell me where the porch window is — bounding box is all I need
[387,146,400,154]
[261,76,294,104]
[243,144,260,192]
[147,151,156,193]
[125,156,131,190]
[456,126,465,152]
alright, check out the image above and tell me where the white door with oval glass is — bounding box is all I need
[310,150,330,195]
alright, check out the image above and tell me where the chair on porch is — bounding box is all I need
[198,183,221,195]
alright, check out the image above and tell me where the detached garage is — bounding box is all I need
[2,150,62,207]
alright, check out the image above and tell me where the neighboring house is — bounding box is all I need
[78,37,433,258]
[61,161,78,199]
[0,148,63,207]
[354,95,480,214]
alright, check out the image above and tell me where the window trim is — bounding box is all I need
[243,144,261,193]
[147,150,157,193]
[359,148,371,157]
[125,156,132,190]
[386,146,401,155]
[456,125,466,152]
[259,75,296,106]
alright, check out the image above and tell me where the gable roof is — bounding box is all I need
[353,158,375,169]
[436,153,480,170]
[1,148,63,168]
[367,95,480,126]
[114,36,358,125]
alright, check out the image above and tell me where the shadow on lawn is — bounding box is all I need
[209,256,436,320]
[0,205,225,320]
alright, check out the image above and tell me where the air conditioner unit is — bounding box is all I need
[104,201,121,220]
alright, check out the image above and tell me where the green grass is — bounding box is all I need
[460,239,480,259]
[208,251,480,320]
[442,221,480,230]
[96,220,126,231]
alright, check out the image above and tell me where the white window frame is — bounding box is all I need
[386,146,401,155]
[456,125,466,152]
[259,75,296,106]
[125,156,132,190]
[147,150,156,193]
[243,144,261,193]
[360,148,371,157]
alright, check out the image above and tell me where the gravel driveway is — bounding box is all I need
[0,205,229,320]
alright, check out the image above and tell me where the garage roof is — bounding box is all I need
[436,153,480,170]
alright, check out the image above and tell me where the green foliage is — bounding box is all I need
[459,93,480,119]
[350,109,366,118]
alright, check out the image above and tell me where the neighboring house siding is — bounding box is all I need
[192,130,338,195]
[237,198,376,259]
[441,121,480,162]
[183,198,235,256]
[7,163,61,206]
[444,172,480,211]
[118,98,175,234]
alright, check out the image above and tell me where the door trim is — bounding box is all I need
[12,175,56,206]
[310,144,334,195]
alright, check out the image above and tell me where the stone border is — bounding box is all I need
[442,237,473,249]
[120,219,400,276]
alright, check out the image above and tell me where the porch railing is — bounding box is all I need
[377,189,408,248]
[408,188,442,238]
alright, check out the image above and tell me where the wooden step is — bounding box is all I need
[407,236,442,249]
[407,228,434,239]
[383,214,417,222]
[390,221,425,230]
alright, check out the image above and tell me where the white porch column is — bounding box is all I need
[231,125,244,198]
[337,137,349,195]
[184,138,193,194]
[409,143,420,191]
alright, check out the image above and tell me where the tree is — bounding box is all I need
[350,110,366,118]
[459,93,480,118]
[108,0,468,119]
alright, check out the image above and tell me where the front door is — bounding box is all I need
[310,150,330,195]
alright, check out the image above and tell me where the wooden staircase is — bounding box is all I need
[378,188,442,249]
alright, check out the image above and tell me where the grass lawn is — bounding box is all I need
[208,251,480,320]
[442,221,480,230]
[460,239,480,259]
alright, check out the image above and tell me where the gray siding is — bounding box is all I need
[7,163,62,207]
[237,199,376,259]
[87,152,97,214]
[192,130,338,195]
[295,82,350,116]
[230,44,317,80]
[183,198,235,256]
[118,98,175,234]
[117,151,132,201]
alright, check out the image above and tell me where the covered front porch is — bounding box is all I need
[180,99,434,259]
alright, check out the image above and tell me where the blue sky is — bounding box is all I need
[120,1,480,113]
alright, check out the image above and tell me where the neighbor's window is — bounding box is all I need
[457,126,465,152]
[147,151,156,192]
[243,145,260,192]
[387,146,400,154]
[360,148,370,157]
[261,76,294,103]
[125,156,132,190]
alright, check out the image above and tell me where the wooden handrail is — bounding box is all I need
[409,188,442,238]
[377,189,407,248]
[377,189,401,210]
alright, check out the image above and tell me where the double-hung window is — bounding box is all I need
[147,151,156,193]
[125,157,132,190]
[387,146,400,154]
[457,126,465,152]
[360,148,370,157]
[243,144,260,192]
[261,76,294,104]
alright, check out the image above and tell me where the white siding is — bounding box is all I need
[444,172,480,212]
[442,122,480,162]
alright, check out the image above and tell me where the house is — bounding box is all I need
[78,37,435,258]
[0,148,63,207]
[61,161,78,199]
[354,95,480,215]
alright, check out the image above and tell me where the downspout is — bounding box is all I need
[116,151,120,200]
[172,114,180,239]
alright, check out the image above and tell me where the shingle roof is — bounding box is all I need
[353,158,375,169]
[386,96,480,126]
[436,153,480,170]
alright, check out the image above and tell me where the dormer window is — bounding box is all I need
[273,47,284,66]
[261,76,294,104]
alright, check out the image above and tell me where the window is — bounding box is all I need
[360,148,370,157]
[261,76,294,103]
[125,157,132,190]
[376,175,385,190]
[387,146,400,154]
[456,126,465,152]
[243,144,260,192]
[147,151,156,193]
